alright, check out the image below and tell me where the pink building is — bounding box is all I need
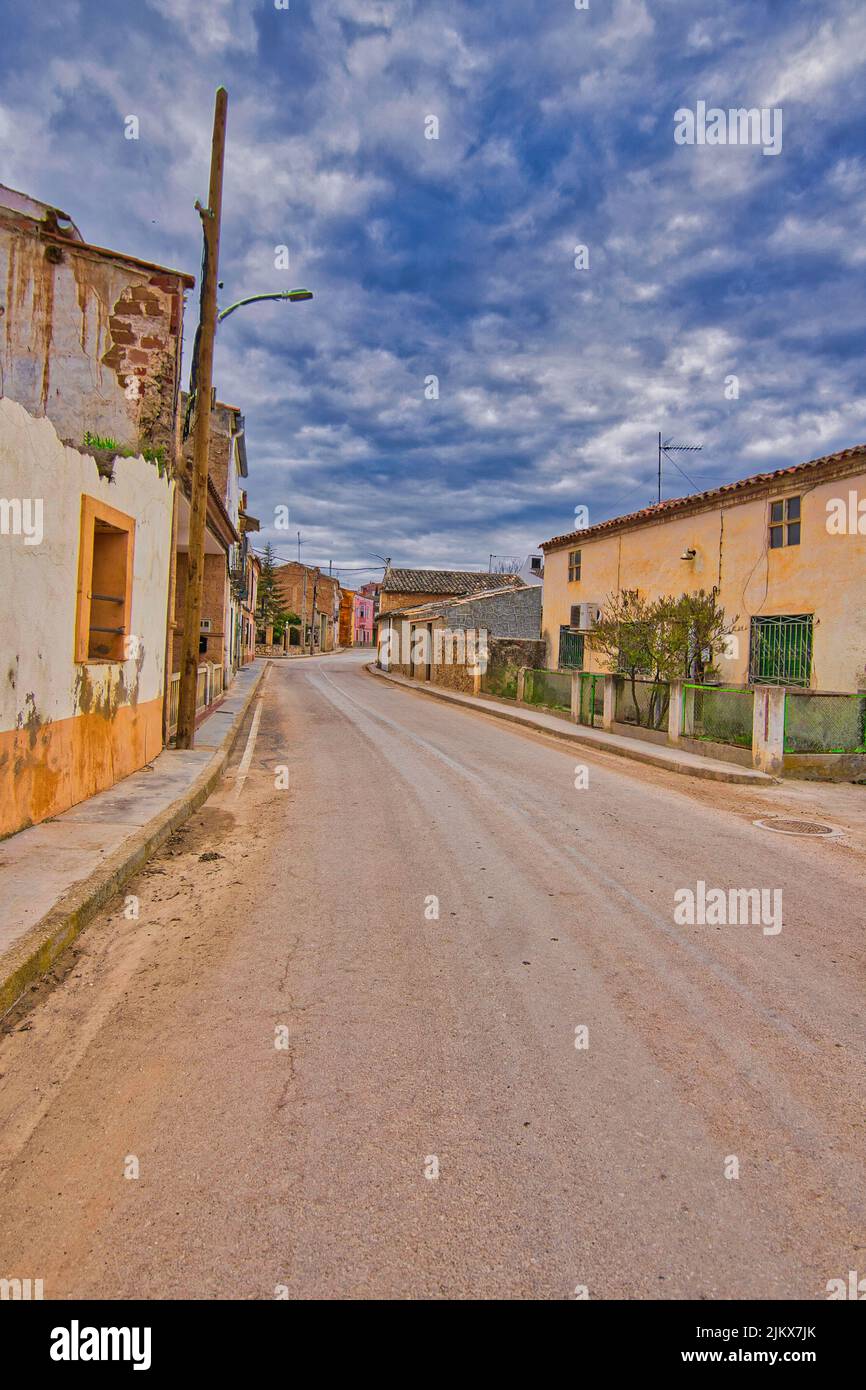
[353,592,374,646]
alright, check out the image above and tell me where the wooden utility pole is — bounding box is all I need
[176,87,228,749]
[310,571,319,652]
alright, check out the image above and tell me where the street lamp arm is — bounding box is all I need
[217,289,314,322]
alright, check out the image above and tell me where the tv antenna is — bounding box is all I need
[658,432,703,503]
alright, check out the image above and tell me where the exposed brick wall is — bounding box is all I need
[170,551,227,671]
[0,207,190,463]
[102,280,184,457]
[180,397,235,502]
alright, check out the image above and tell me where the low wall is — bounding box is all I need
[489,637,546,669]
[783,753,866,782]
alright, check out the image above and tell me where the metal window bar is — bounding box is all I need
[558,627,584,670]
[749,615,813,687]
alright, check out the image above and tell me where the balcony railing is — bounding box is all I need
[168,663,226,737]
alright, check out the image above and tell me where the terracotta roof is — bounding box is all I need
[382,568,525,595]
[375,599,445,622]
[376,582,532,623]
[540,443,866,551]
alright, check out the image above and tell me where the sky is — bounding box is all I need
[1,0,866,585]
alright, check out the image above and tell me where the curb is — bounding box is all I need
[0,663,270,1020]
[365,664,773,786]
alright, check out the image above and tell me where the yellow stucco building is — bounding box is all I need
[541,444,866,693]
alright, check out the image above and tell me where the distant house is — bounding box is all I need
[518,553,544,585]
[377,582,543,691]
[338,587,355,647]
[379,567,525,619]
[353,591,374,646]
[274,561,340,652]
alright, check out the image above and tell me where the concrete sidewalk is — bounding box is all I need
[0,660,268,1018]
[367,665,774,785]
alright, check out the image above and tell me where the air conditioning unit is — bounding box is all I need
[571,602,602,632]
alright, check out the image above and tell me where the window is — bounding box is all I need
[568,549,581,582]
[530,555,542,572]
[749,614,813,687]
[559,626,584,670]
[769,495,800,549]
[75,497,135,662]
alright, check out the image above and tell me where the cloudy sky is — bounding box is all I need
[2,0,866,583]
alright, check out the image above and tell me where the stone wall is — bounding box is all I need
[441,585,542,637]
[488,637,546,670]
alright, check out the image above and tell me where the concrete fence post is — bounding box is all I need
[602,675,617,731]
[669,680,697,742]
[668,680,684,743]
[516,667,527,703]
[570,670,581,722]
[752,685,786,775]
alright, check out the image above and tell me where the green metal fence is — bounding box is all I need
[684,684,754,748]
[577,672,603,726]
[480,664,519,700]
[784,692,866,753]
[524,668,572,711]
[615,677,670,730]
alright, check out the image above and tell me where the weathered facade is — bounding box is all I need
[0,185,191,464]
[0,187,191,836]
[0,400,175,837]
[377,583,540,693]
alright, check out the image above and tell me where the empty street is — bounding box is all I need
[0,652,863,1301]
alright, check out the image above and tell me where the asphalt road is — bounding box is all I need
[1,651,864,1300]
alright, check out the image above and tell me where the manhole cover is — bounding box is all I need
[753,817,836,837]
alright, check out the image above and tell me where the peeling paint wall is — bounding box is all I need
[0,398,174,837]
[0,209,187,460]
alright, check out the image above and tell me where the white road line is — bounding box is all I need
[232,698,264,802]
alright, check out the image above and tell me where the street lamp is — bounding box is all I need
[185,287,314,436]
[217,288,314,322]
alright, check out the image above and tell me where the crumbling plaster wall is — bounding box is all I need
[0,398,174,836]
[0,217,185,459]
